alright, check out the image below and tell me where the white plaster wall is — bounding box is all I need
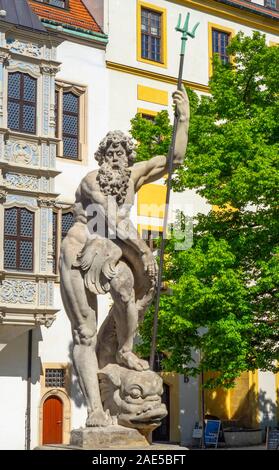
[258,371,277,428]
[0,333,28,449]
[179,374,200,446]
[106,0,279,88]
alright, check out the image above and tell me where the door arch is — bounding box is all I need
[42,395,63,444]
[153,383,170,442]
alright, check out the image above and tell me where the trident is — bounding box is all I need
[150,13,199,370]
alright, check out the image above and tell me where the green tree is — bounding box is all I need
[131,32,279,387]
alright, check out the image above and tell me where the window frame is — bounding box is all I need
[264,0,279,10]
[55,80,87,162]
[137,1,167,68]
[142,228,163,252]
[7,72,37,135]
[33,0,69,9]
[208,23,235,77]
[4,206,35,272]
[137,108,157,122]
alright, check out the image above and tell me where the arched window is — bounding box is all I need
[4,207,34,271]
[8,72,37,134]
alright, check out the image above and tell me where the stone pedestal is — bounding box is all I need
[70,425,150,449]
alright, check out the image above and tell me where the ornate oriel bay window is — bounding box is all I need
[0,31,61,343]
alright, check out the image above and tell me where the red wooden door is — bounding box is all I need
[42,396,63,444]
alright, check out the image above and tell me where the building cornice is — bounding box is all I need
[106,61,210,93]
[171,0,279,35]
[0,161,61,178]
[42,19,108,49]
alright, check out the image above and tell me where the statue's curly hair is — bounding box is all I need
[94,130,136,166]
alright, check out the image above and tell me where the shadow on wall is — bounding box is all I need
[204,372,278,429]
[68,341,86,408]
[258,389,278,429]
[0,328,42,384]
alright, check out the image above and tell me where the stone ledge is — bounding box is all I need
[70,425,149,449]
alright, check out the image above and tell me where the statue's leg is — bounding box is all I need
[60,264,110,427]
[110,261,149,371]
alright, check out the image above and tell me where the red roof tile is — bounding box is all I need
[28,0,102,34]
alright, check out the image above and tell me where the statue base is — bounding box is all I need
[70,425,150,449]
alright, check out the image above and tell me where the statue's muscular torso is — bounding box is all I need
[73,169,136,227]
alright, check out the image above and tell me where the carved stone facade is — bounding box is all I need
[0,30,62,334]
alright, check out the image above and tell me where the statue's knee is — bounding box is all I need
[74,324,96,346]
[112,264,134,302]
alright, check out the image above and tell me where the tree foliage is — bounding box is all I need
[130,32,279,387]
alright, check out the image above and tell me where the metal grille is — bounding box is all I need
[4,239,17,269]
[55,90,59,138]
[8,72,20,99]
[8,72,36,134]
[7,102,20,129]
[52,211,58,273]
[4,207,34,271]
[141,8,161,62]
[62,92,79,159]
[23,75,36,102]
[63,136,78,157]
[63,93,79,113]
[20,208,33,237]
[19,241,33,270]
[4,207,18,236]
[62,212,74,240]
[212,30,230,64]
[45,368,66,388]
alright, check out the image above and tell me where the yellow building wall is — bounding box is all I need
[204,371,259,427]
[137,84,168,105]
[137,183,166,217]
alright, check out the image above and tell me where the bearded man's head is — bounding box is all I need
[95,131,136,206]
[94,130,136,168]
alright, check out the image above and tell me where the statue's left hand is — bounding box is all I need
[172,86,189,122]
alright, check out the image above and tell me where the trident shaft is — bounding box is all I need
[149,13,199,370]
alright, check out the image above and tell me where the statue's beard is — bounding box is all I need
[97,163,131,205]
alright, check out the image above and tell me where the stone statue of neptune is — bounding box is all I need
[59,88,190,431]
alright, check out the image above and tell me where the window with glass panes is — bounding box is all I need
[4,207,34,271]
[265,0,278,9]
[8,72,36,134]
[61,212,74,240]
[212,29,230,64]
[141,8,162,62]
[62,92,79,159]
[35,0,68,8]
